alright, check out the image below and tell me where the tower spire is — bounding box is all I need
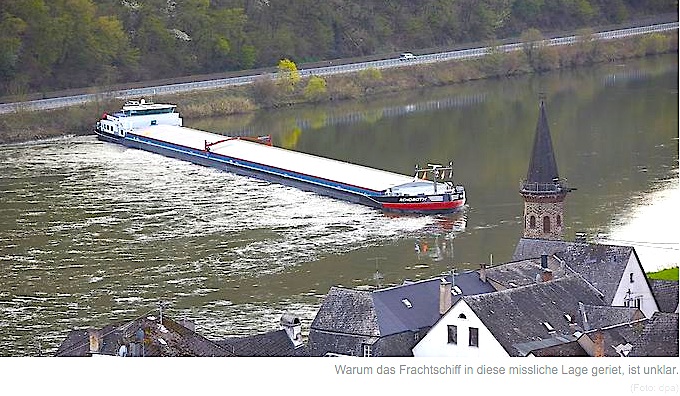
[525,100,560,187]
[520,99,573,240]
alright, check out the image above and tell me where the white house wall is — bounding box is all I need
[413,300,508,358]
[612,253,659,318]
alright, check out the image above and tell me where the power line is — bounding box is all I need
[597,237,680,251]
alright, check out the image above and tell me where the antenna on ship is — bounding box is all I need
[427,163,442,193]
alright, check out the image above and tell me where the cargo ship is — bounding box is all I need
[95,99,466,214]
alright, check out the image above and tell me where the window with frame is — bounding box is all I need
[543,216,551,233]
[447,325,457,344]
[362,343,372,357]
[469,327,479,347]
[529,216,536,228]
[633,297,642,309]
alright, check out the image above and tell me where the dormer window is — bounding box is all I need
[401,299,412,308]
[452,286,462,295]
[542,321,555,333]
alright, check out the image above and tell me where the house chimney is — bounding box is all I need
[480,263,487,283]
[281,313,303,348]
[593,331,605,357]
[439,278,452,315]
[576,331,605,357]
[88,329,101,354]
[541,268,553,282]
[576,333,595,356]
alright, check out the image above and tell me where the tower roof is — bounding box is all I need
[525,101,560,185]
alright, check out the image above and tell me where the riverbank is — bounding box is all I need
[0,30,676,145]
[648,267,679,281]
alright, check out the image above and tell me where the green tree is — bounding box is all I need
[132,13,181,79]
[0,12,26,84]
[277,58,300,91]
[637,33,670,56]
[303,75,328,102]
[48,0,135,88]
[358,68,383,90]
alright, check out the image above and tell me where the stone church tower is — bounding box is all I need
[520,100,573,240]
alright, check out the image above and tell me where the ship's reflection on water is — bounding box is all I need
[413,214,467,262]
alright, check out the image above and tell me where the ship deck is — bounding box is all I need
[132,125,415,193]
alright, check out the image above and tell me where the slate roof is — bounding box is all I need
[55,311,234,357]
[514,334,583,356]
[484,255,570,289]
[579,304,644,331]
[555,243,637,304]
[56,328,107,357]
[529,312,647,357]
[528,340,588,357]
[461,276,607,356]
[453,270,498,300]
[311,271,495,337]
[629,312,679,356]
[311,287,379,336]
[649,279,679,313]
[581,321,646,357]
[512,238,574,261]
[523,101,561,188]
[217,330,308,357]
[512,238,639,305]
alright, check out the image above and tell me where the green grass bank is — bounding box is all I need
[647,267,680,281]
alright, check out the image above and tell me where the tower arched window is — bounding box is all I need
[529,215,536,228]
[557,215,562,227]
[543,216,551,233]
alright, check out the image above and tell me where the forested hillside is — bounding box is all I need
[0,0,675,96]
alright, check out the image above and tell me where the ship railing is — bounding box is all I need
[412,161,460,194]
[413,161,456,182]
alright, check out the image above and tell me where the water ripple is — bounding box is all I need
[0,136,435,355]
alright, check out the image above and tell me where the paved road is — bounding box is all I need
[0,22,676,115]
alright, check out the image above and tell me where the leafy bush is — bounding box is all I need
[303,76,328,102]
